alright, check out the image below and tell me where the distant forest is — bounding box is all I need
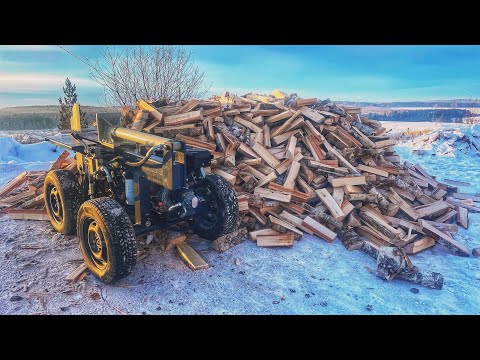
[367,109,475,122]
[0,106,113,130]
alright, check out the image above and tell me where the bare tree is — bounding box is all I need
[89,46,208,107]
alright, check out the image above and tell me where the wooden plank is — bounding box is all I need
[0,171,27,199]
[283,161,300,190]
[316,189,344,221]
[419,220,469,256]
[6,209,49,221]
[252,143,281,168]
[331,176,366,187]
[257,233,295,247]
[176,242,209,270]
[249,228,282,241]
[254,187,292,203]
[444,179,470,187]
[357,164,389,177]
[456,206,468,229]
[301,216,337,242]
[164,110,204,126]
[404,236,436,255]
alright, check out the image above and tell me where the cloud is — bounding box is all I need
[0,72,100,93]
[0,45,63,52]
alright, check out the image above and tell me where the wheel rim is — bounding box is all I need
[194,187,219,230]
[47,185,63,225]
[82,218,109,271]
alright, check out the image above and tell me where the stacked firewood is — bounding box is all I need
[0,150,76,219]
[122,90,479,289]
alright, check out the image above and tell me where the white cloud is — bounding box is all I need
[0,45,63,52]
[0,72,100,93]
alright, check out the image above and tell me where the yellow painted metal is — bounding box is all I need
[71,103,83,172]
[112,127,181,151]
[137,99,156,113]
[175,151,185,164]
[142,157,173,190]
[71,103,82,131]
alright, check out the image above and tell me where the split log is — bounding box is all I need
[213,228,248,253]
[419,220,469,256]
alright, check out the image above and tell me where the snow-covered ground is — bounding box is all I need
[0,127,479,315]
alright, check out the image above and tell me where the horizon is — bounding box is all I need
[2,45,480,107]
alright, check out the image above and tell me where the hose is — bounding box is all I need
[124,144,164,167]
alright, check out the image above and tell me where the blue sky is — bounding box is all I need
[1,45,480,107]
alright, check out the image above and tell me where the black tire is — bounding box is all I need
[192,174,239,241]
[44,169,83,235]
[77,197,137,283]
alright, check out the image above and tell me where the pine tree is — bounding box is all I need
[58,78,87,130]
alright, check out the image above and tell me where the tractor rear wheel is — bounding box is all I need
[44,169,83,235]
[192,174,239,241]
[77,198,137,283]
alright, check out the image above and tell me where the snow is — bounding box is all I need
[0,126,479,315]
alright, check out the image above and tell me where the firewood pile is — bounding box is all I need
[2,90,479,289]
[122,90,480,289]
[0,150,76,219]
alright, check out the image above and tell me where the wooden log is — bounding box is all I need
[281,202,306,216]
[301,216,337,242]
[331,176,366,187]
[174,99,200,115]
[257,233,295,247]
[352,126,377,148]
[6,209,49,221]
[445,197,480,213]
[256,171,277,188]
[176,242,209,271]
[131,110,149,131]
[415,201,450,219]
[443,179,470,187]
[254,187,291,203]
[269,215,303,236]
[263,124,271,148]
[433,209,457,223]
[315,189,344,221]
[296,98,317,107]
[137,99,164,124]
[0,171,27,199]
[154,124,203,138]
[456,206,468,229]
[206,117,215,141]
[271,109,302,137]
[338,228,364,251]
[300,106,324,123]
[376,247,443,290]
[212,169,236,185]
[300,165,316,184]
[165,233,187,251]
[322,139,360,175]
[248,207,268,225]
[340,200,355,217]
[285,135,297,160]
[234,116,262,133]
[268,183,309,202]
[164,110,204,126]
[357,164,389,177]
[252,143,281,168]
[49,150,70,171]
[386,188,420,221]
[404,236,436,255]
[65,263,88,282]
[224,143,236,167]
[1,190,36,205]
[452,193,480,202]
[143,119,162,133]
[249,228,282,241]
[278,211,312,234]
[215,133,227,153]
[423,220,458,233]
[283,161,300,190]
[272,129,302,146]
[358,207,403,245]
[213,228,248,253]
[175,134,216,151]
[419,220,469,256]
[304,135,325,161]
